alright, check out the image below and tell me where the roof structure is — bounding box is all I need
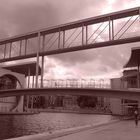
[122,69,138,78]
[124,47,140,68]
[1,62,41,76]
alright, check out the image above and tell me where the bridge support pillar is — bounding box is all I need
[138,100,140,109]
[110,98,122,115]
[12,96,24,112]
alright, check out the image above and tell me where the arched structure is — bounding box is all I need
[0,74,22,90]
[0,68,25,112]
[0,62,41,113]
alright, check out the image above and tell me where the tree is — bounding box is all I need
[77,96,97,108]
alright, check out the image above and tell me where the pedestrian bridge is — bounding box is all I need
[0,7,140,102]
[0,87,140,101]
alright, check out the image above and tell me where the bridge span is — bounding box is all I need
[0,7,140,88]
[0,7,140,63]
[0,88,140,101]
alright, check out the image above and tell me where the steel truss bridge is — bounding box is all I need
[0,7,140,99]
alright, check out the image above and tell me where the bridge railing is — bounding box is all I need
[39,79,111,89]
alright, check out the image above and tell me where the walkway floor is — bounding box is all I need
[52,120,140,140]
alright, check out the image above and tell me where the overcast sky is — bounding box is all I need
[0,0,140,80]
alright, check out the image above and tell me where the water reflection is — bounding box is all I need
[0,113,114,140]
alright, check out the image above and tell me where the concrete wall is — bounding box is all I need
[0,102,16,112]
[110,98,122,115]
[110,78,122,89]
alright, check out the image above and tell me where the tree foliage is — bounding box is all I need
[77,96,97,108]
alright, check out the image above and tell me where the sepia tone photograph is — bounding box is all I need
[0,0,140,139]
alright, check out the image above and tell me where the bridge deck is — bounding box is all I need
[0,88,140,100]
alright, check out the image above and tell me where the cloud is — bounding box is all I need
[0,0,106,37]
[0,0,139,79]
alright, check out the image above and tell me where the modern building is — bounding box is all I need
[0,62,41,113]
[110,47,140,115]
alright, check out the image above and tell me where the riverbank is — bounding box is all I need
[0,112,39,115]
[48,120,140,140]
[0,112,114,139]
[8,119,140,140]
[7,119,120,140]
[27,108,112,115]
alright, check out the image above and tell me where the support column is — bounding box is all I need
[109,17,111,41]
[26,95,29,111]
[137,63,140,88]
[32,76,34,88]
[28,67,31,88]
[41,35,45,88]
[31,96,34,111]
[35,32,41,88]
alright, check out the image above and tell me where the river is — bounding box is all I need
[0,112,116,140]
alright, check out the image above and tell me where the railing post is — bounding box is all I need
[4,44,6,59]
[109,17,111,41]
[9,42,12,58]
[25,39,27,55]
[82,25,84,45]
[19,40,22,56]
[86,25,88,45]
[58,29,61,49]
[112,20,114,40]
[63,30,65,48]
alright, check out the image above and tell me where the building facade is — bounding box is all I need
[110,47,140,115]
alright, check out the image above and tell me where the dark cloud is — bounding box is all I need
[0,0,105,37]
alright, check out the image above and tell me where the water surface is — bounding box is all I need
[0,112,115,139]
